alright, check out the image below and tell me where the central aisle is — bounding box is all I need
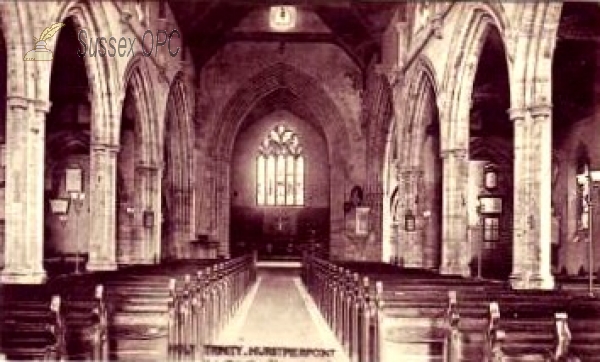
[215,262,349,362]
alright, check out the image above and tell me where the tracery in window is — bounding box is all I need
[257,125,304,206]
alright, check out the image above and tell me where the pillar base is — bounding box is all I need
[134,258,155,265]
[510,271,555,290]
[86,261,118,271]
[440,263,470,277]
[0,269,46,284]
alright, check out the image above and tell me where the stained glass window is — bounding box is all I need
[257,125,304,206]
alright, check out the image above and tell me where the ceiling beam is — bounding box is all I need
[225,31,335,43]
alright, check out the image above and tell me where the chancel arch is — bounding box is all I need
[161,72,195,261]
[210,62,353,259]
[231,108,329,260]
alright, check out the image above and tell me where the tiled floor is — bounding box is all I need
[215,265,348,362]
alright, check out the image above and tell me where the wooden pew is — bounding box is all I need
[167,254,257,361]
[0,286,56,360]
[103,260,217,361]
[0,280,106,361]
[303,257,600,362]
[93,255,255,361]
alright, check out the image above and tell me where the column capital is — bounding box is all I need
[430,14,443,39]
[136,162,160,171]
[91,143,120,153]
[399,166,423,178]
[440,148,467,160]
[507,107,527,121]
[529,103,552,119]
[6,95,32,110]
[375,64,404,88]
[33,99,51,114]
[395,20,408,33]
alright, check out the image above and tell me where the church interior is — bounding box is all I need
[1,1,600,361]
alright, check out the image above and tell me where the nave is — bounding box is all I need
[2,254,600,361]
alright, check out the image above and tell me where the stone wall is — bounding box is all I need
[195,39,369,259]
[554,112,600,275]
[231,110,329,209]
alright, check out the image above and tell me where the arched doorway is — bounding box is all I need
[43,18,92,274]
[230,101,330,261]
[467,26,513,279]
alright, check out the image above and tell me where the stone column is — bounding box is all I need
[135,163,160,264]
[217,157,230,258]
[171,187,193,259]
[440,148,470,276]
[510,105,554,289]
[1,97,47,283]
[87,143,119,271]
[398,167,425,267]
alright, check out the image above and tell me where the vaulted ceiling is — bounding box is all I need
[168,0,400,72]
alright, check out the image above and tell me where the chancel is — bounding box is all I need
[1,1,600,361]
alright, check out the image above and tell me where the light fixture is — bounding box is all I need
[49,198,70,225]
[269,5,297,32]
[483,163,498,190]
[405,209,416,232]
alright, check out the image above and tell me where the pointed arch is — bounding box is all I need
[213,62,352,164]
[162,71,195,259]
[1,2,36,100]
[211,62,352,257]
[440,5,510,151]
[122,55,159,167]
[402,56,439,168]
[39,1,120,145]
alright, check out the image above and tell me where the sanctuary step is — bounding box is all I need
[304,257,600,362]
